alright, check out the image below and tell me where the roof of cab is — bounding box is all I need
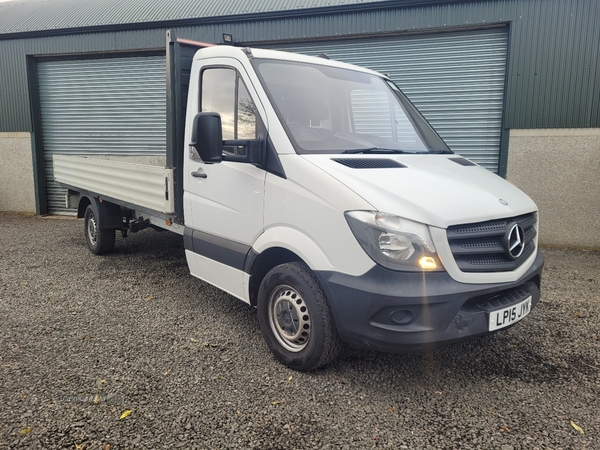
[193,45,384,78]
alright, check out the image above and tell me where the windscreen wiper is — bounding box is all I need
[341,148,410,154]
[428,149,453,154]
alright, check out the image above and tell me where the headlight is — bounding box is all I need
[345,211,443,272]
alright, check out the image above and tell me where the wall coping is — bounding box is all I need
[0,132,30,138]
[511,128,600,137]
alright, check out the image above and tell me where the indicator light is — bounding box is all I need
[418,256,438,270]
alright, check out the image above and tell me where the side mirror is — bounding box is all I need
[190,112,223,164]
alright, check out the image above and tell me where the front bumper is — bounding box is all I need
[315,252,544,353]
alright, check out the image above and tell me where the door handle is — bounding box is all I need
[191,169,207,179]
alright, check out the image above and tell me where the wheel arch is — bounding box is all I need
[247,227,335,307]
[77,195,92,219]
[247,247,300,307]
[78,196,124,229]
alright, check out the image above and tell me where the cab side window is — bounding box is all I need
[200,68,257,157]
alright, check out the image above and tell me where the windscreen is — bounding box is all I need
[253,59,450,155]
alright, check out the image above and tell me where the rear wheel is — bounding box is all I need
[84,205,115,255]
[257,262,341,371]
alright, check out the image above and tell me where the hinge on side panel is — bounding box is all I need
[165,177,169,201]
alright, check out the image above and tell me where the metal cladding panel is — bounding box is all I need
[1,0,599,131]
[37,55,166,214]
[507,0,600,128]
[266,28,508,172]
[0,0,388,34]
[0,39,30,131]
[0,31,168,132]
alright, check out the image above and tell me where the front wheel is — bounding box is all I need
[84,205,115,255]
[257,262,341,371]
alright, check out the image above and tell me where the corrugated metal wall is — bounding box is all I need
[266,28,508,171]
[1,0,599,132]
[0,30,167,131]
[507,0,600,128]
[0,0,387,34]
[37,55,166,214]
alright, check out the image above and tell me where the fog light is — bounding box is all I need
[389,309,414,325]
[418,256,438,270]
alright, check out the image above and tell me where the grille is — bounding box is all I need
[332,158,406,169]
[450,220,507,234]
[447,213,537,273]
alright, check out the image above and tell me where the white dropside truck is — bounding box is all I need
[54,34,544,371]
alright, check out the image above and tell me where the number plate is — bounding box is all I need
[488,296,532,331]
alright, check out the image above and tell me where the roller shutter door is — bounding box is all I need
[266,27,508,172]
[37,55,166,215]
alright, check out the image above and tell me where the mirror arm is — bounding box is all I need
[222,139,266,165]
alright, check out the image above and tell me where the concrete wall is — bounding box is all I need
[507,129,600,249]
[0,133,36,213]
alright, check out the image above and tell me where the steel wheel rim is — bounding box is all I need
[87,212,98,246]
[268,285,311,352]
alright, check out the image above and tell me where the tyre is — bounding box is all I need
[84,205,115,255]
[257,261,342,371]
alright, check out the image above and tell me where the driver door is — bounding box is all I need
[184,63,266,301]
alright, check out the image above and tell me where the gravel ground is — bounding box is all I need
[0,212,598,449]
